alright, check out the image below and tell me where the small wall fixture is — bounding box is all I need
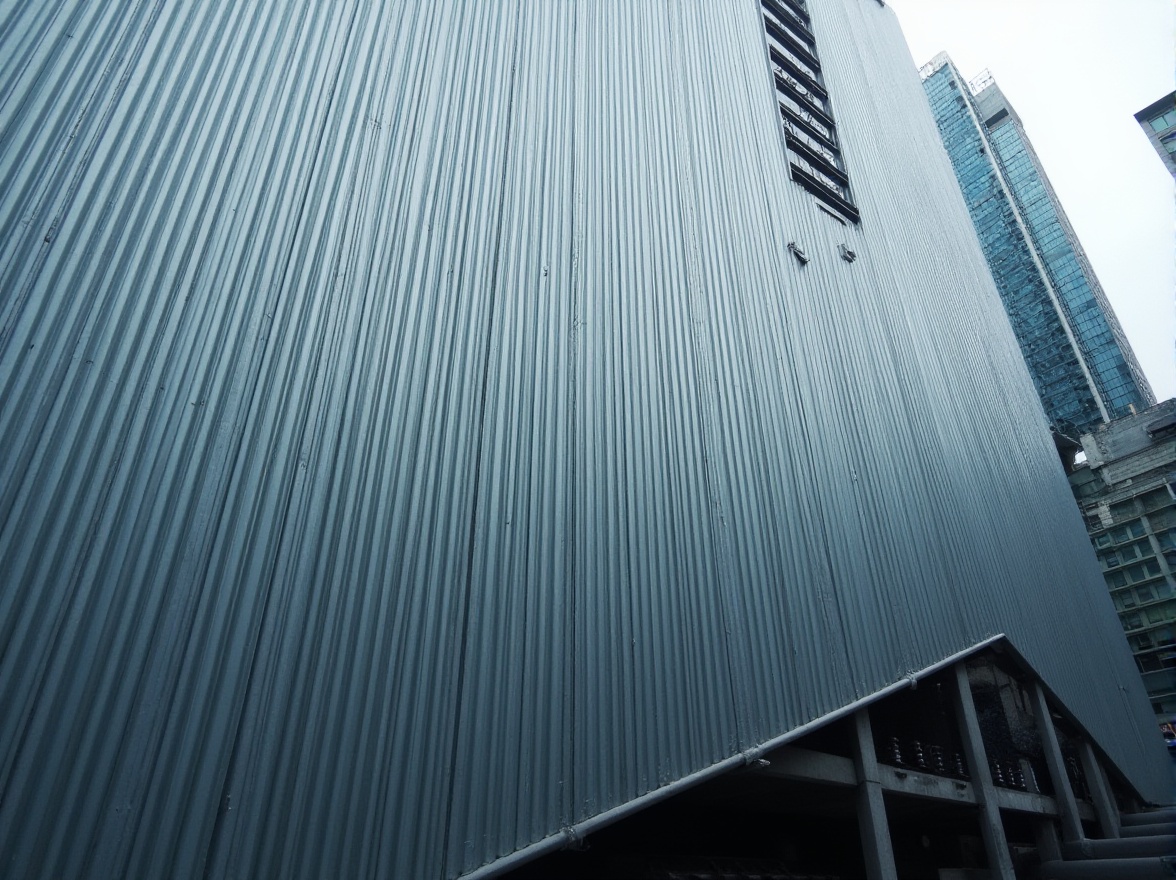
[787,242,810,264]
[839,244,857,263]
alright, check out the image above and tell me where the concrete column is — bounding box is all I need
[1030,681,1084,843]
[852,709,899,880]
[951,663,1016,880]
[1035,819,1062,863]
[1077,739,1119,838]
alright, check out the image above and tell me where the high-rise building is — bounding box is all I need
[0,3,1168,878]
[922,56,1155,440]
[1136,91,1176,178]
[1069,399,1176,720]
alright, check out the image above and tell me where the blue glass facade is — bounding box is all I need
[923,59,1155,437]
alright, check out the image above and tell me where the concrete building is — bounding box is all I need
[1069,400,1176,721]
[922,57,1155,441]
[0,2,1169,879]
[1136,91,1176,178]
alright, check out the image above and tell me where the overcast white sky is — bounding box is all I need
[885,0,1176,402]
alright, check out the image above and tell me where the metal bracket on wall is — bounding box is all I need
[788,241,810,264]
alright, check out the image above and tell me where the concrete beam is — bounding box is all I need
[991,786,1060,817]
[1061,835,1176,860]
[952,663,1017,880]
[877,764,975,805]
[766,745,1068,820]
[1122,823,1175,839]
[1078,739,1120,838]
[1030,681,1084,843]
[1123,808,1176,826]
[763,745,857,787]
[853,709,899,880]
[1039,857,1176,879]
[764,743,1071,822]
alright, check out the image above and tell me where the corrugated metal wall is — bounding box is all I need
[0,1,1165,877]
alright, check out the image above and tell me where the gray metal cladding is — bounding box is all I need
[0,0,1166,877]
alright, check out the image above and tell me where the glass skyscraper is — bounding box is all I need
[922,55,1154,439]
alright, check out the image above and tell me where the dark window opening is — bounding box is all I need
[985,108,1010,127]
[759,0,860,222]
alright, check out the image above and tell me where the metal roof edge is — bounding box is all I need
[1135,90,1176,123]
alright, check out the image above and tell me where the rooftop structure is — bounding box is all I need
[922,56,1155,441]
[0,3,1167,878]
[1136,91,1176,178]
